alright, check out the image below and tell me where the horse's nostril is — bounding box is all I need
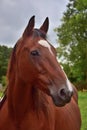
[58,87,73,102]
[60,88,66,97]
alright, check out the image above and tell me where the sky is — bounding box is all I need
[0,0,69,47]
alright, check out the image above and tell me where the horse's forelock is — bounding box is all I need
[33,29,47,39]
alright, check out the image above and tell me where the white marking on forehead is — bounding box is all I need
[38,40,53,55]
[60,65,73,92]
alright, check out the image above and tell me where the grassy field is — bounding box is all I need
[0,91,87,129]
[78,91,87,130]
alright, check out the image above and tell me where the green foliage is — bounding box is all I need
[78,91,87,130]
[0,45,12,84]
[1,76,7,87]
[55,0,87,89]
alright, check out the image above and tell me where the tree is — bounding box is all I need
[55,0,87,89]
[0,45,12,85]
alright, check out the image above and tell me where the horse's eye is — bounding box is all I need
[31,50,40,56]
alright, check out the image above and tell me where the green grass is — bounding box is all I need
[78,91,87,130]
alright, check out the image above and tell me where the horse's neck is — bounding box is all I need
[8,78,34,120]
[8,78,48,121]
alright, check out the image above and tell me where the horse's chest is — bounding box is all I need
[21,110,55,130]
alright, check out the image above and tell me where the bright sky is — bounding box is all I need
[0,0,69,47]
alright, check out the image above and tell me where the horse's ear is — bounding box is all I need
[23,16,35,37]
[40,17,49,33]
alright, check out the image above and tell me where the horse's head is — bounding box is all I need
[11,16,73,107]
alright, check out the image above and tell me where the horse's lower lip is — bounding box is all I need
[53,101,66,107]
[51,95,71,107]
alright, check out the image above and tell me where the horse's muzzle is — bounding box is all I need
[50,86,73,107]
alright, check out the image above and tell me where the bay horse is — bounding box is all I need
[0,16,81,130]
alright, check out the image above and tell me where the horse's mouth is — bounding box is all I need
[51,94,71,107]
